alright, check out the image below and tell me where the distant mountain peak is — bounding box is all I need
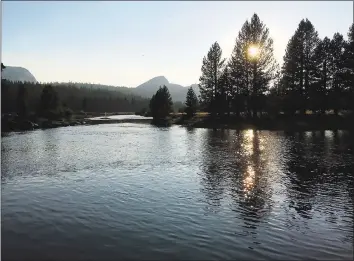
[137,76,169,89]
[152,75,169,83]
[1,66,37,83]
[133,75,200,102]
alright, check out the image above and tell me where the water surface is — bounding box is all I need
[2,124,353,260]
[88,115,152,120]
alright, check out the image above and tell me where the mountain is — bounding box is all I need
[134,76,200,102]
[1,66,37,83]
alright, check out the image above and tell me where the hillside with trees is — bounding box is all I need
[1,80,151,115]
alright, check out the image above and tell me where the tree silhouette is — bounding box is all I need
[281,19,320,115]
[1,63,5,72]
[199,42,226,116]
[184,86,198,117]
[329,33,346,114]
[218,65,233,116]
[341,23,354,111]
[311,36,331,114]
[149,85,173,120]
[229,13,278,118]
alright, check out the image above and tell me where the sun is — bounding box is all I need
[248,45,259,58]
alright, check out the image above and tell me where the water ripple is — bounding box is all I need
[1,126,353,260]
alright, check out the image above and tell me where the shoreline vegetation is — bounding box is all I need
[2,14,353,134]
[2,111,352,134]
[174,112,354,131]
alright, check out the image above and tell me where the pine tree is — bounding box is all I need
[281,19,320,115]
[149,85,173,120]
[281,35,301,115]
[185,86,198,117]
[218,65,233,116]
[329,33,346,114]
[199,42,225,116]
[311,37,331,114]
[341,23,354,111]
[1,63,5,72]
[266,69,283,116]
[229,13,277,118]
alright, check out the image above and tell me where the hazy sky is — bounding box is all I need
[2,1,353,87]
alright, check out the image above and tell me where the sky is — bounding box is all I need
[2,1,353,87]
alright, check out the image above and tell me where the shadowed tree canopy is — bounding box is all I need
[324,33,346,114]
[38,84,60,118]
[1,81,150,115]
[342,24,354,97]
[229,13,278,117]
[17,83,28,118]
[199,41,226,115]
[218,64,233,116]
[149,85,173,120]
[185,86,198,117]
[281,19,320,114]
[311,36,332,113]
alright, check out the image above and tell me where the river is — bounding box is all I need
[1,123,353,260]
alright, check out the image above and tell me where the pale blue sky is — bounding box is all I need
[2,1,353,87]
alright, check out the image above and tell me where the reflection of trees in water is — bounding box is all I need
[199,128,353,235]
[234,130,272,228]
[40,129,60,174]
[285,132,316,219]
[185,127,197,154]
[199,129,273,227]
[284,131,354,220]
[199,130,228,212]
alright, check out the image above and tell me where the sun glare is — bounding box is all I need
[248,46,259,58]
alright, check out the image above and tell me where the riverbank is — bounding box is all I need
[1,112,151,133]
[2,112,353,133]
[173,113,354,131]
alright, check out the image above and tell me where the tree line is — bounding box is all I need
[1,72,187,120]
[198,14,354,118]
[148,84,198,121]
[1,77,151,119]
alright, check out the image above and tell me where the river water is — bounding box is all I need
[1,123,353,260]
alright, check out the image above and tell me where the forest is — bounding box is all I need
[197,14,354,118]
[1,78,150,116]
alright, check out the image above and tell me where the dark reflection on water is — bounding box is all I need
[1,125,353,260]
